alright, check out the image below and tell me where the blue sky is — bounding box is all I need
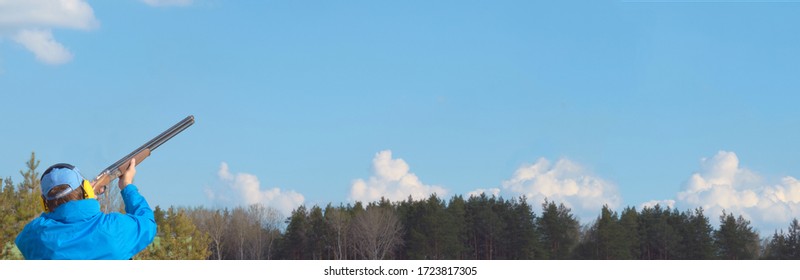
[2,0,800,233]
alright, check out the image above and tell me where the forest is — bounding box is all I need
[2,153,799,260]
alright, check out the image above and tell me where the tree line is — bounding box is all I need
[275,194,799,260]
[2,153,800,260]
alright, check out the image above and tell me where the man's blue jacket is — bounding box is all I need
[15,185,157,260]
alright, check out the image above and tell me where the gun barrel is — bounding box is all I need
[102,115,195,174]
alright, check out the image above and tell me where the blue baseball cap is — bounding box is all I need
[41,164,84,200]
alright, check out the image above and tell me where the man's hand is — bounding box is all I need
[119,158,137,190]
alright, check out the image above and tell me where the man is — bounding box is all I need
[16,158,157,259]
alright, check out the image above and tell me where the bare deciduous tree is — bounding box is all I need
[350,206,403,260]
[326,206,350,260]
[247,204,283,260]
[189,208,228,260]
[228,207,249,259]
[98,179,125,214]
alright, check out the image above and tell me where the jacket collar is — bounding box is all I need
[43,199,101,222]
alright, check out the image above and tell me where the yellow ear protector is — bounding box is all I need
[40,163,96,212]
[40,195,47,213]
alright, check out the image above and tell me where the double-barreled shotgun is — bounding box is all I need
[90,115,195,194]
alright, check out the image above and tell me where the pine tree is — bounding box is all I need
[762,218,800,259]
[465,193,504,259]
[16,152,41,224]
[445,195,468,259]
[1,153,43,260]
[598,205,628,259]
[638,205,681,259]
[787,218,800,259]
[308,205,329,259]
[504,197,540,259]
[153,206,166,227]
[679,208,714,259]
[398,194,457,260]
[396,196,424,259]
[618,206,640,259]
[575,205,629,259]
[714,211,759,260]
[423,195,450,259]
[763,230,789,259]
[537,200,579,259]
[281,205,309,259]
[0,177,22,259]
[137,207,210,260]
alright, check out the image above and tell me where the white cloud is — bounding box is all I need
[350,150,447,202]
[501,157,621,221]
[0,0,191,65]
[0,0,98,65]
[675,151,800,231]
[468,188,501,198]
[140,0,193,7]
[640,199,676,210]
[12,29,72,64]
[208,162,305,215]
[0,0,98,30]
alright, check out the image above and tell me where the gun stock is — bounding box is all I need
[91,149,151,194]
[91,115,194,195]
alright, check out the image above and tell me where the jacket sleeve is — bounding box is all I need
[109,184,158,258]
[15,218,46,260]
